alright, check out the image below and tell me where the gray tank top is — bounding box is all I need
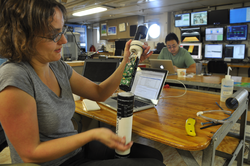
[0,60,81,166]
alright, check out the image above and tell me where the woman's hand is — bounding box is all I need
[123,39,133,63]
[93,128,133,152]
[123,40,153,64]
[139,42,153,63]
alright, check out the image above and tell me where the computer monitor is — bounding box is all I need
[230,7,250,24]
[208,9,229,25]
[226,25,248,41]
[82,59,120,84]
[115,40,127,56]
[205,27,224,41]
[115,40,127,50]
[191,11,207,26]
[181,27,201,42]
[224,44,245,62]
[204,44,223,59]
[175,13,190,27]
[180,43,202,60]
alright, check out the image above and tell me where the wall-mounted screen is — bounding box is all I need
[175,13,190,27]
[181,27,201,42]
[205,27,224,41]
[204,44,223,59]
[226,25,248,41]
[230,7,250,24]
[180,43,202,60]
[224,44,245,60]
[191,11,207,26]
[208,9,229,25]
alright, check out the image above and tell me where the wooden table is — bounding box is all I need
[166,74,250,92]
[227,63,250,68]
[96,52,114,56]
[202,62,250,76]
[106,56,124,59]
[75,88,248,165]
[65,60,85,67]
[202,63,250,68]
[227,63,250,76]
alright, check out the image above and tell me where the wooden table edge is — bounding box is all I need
[75,100,212,151]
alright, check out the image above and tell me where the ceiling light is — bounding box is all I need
[73,7,107,16]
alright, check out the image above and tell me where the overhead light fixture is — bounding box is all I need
[72,7,107,16]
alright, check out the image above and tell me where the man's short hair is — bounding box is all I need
[165,33,179,44]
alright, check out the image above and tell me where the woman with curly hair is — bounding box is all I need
[0,0,164,166]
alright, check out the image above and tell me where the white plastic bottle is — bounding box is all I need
[220,67,234,102]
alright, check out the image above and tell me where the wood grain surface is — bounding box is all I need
[65,61,85,67]
[216,136,239,154]
[167,74,250,84]
[75,88,235,151]
[227,63,250,68]
[203,63,250,68]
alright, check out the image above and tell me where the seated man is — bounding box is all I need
[157,33,196,73]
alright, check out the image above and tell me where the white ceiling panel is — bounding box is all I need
[56,0,249,24]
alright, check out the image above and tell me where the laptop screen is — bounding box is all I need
[131,68,167,101]
[82,59,120,83]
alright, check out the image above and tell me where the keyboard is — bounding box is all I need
[134,99,149,108]
[111,97,149,108]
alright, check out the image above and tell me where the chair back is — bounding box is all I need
[207,60,227,74]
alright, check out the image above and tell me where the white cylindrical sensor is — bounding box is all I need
[115,92,134,158]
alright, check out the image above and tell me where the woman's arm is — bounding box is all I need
[0,87,132,163]
[70,40,153,101]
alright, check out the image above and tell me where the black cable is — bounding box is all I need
[67,28,82,51]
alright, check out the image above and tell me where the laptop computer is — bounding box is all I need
[100,68,168,112]
[82,59,120,84]
[150,59,176,74]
